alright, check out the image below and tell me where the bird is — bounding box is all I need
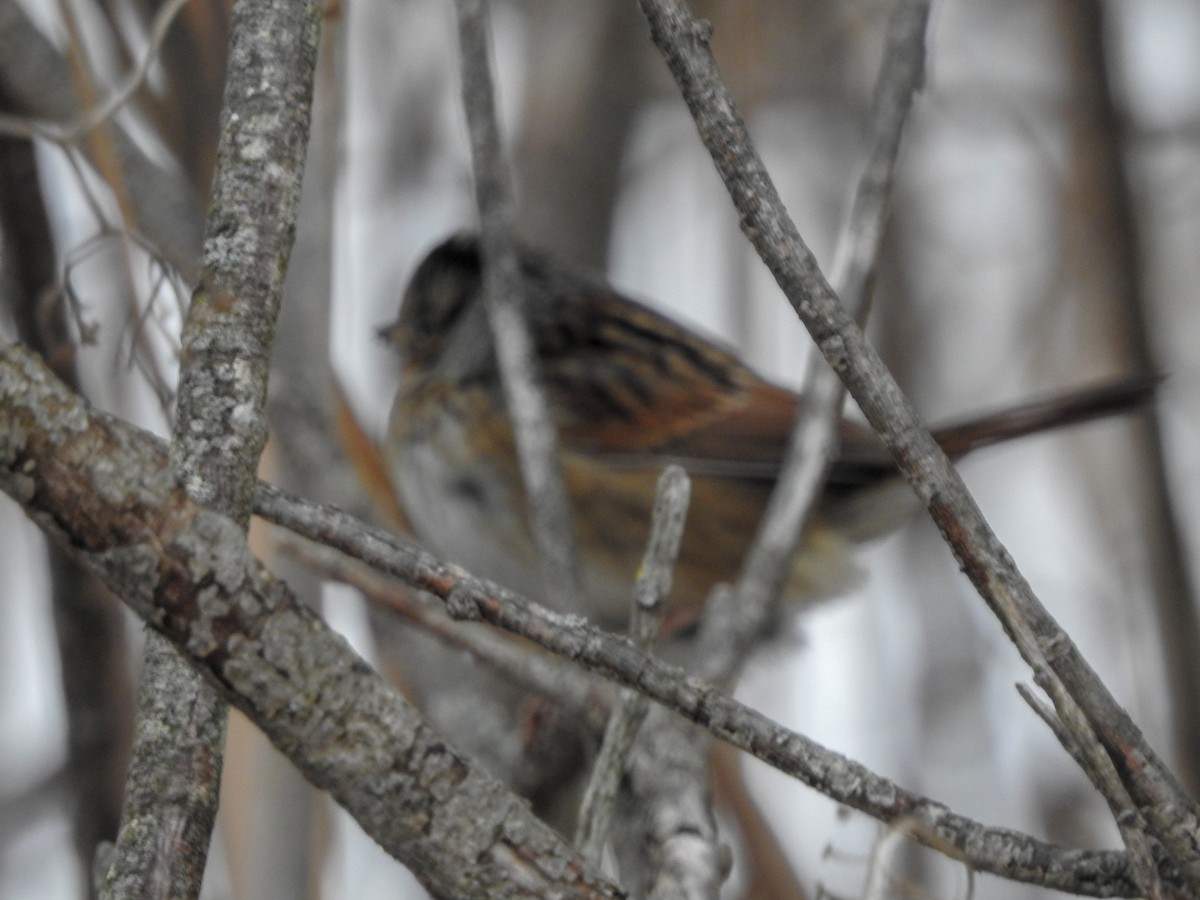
[380,232,1155,632]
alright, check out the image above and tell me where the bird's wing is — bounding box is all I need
[526,276,863,478]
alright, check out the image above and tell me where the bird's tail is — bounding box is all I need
[930,375,1160,458]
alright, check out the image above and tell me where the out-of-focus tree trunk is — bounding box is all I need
[514,1,645,268]
[0,81,134,898]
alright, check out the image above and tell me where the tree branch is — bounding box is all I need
[576,466,690,868]
[0,342,621,900]
[618,6,928,892]
[635,0,1197,893]
[453,0,582,610]
[104,0,323,893]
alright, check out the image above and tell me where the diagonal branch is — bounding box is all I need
[634,1,1199,894]
[0,342,620,900]
[453,0,582,610]
[700,0,929,685]
[620,5,930,895]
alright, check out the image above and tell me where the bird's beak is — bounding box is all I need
[377,320,404,345]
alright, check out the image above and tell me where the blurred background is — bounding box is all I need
[2,0,1199,897]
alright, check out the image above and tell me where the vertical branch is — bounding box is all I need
[637,0,1200,891]
[715,0,930,684]
[101,0,323,896]
[453,0,582,611]
[576,466,690,866]
[225,8,348,898]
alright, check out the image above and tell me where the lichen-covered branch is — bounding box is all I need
[0,343,621,900]
[104,0,323,893]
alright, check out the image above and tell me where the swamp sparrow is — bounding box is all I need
[381,233,1153,631]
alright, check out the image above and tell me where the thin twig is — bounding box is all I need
[636,0,1199,890]
[609,7,929,893]
[1017,683,1165,899]
[699,0,930,689]
[0,0,204,269]
[46,0,183,406]
[452,0,582,611]
[0,0,192,143]
[576,466,691,866]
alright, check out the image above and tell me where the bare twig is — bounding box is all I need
[826,0,929,319]
[1018,683,1165,899]
[5,0,193,404]
[0,0,203,269]
[598,9,929,888]
[630,467,691,646]
[628,8,928,893]
[636,0,1199,890]
[47,0,186,407]
[576,466,691,866]
[453,0,582,611]
[704,0,931,689]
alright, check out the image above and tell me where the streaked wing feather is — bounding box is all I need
[525,279,801,474]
